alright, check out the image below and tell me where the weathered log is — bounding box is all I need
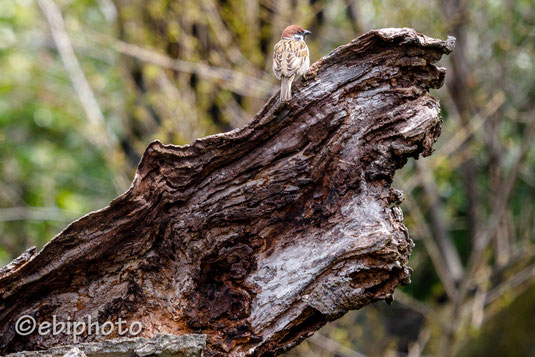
[0,28,454,356]
[5,334,206,357]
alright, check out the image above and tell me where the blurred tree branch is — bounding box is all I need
[38,0,132,191]
[37,0,117,148]
[0,207,77,222]
[86,31,275,98]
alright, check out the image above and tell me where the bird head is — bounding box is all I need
[281,25,312,41]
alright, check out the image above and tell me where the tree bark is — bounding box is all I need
[0,28,454,356]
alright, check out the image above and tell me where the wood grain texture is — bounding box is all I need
[0,28,454,356]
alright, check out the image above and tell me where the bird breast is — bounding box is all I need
[273,39,309,79]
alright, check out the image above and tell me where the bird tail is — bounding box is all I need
[280,75,294,102]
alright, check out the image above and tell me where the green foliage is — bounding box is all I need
[0,0,120,260]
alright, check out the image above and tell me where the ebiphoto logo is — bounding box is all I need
[15,315,142,343]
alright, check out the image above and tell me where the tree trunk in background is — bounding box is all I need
[0,29,453,356]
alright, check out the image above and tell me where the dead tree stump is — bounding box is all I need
[0,28,454,356]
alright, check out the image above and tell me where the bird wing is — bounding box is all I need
[273,39,308,79]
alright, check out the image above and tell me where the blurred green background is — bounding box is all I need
[1,0,534,356]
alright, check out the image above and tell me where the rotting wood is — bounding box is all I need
[0,28,454,356]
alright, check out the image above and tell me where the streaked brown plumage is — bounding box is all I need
[273,25,311,102]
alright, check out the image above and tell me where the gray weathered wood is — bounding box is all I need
[5,334,205,357]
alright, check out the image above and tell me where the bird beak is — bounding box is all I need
[304,30,312,37]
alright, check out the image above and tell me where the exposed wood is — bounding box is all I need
[0,28,454,356]
[5,334,205,357]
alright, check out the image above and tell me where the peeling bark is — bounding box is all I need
[0,28,454,356]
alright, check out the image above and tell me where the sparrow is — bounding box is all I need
[273,25,311,102]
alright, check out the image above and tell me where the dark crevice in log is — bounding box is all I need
[0,28,454,356]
